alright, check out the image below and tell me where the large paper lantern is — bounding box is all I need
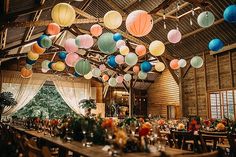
[84,71,93,79]
[208,38,224,51]
[149,40,165,56]
[75,34,94,49]
[113,33,122,41]
[27,51,39,61]
[37,35,52,48]
[65,52,80,67]
[47,23,60,35]
[51,3,76,27]
[64,38,78,53]
[54,61,66,71]
[124,74,132,81]
[116,76,124,84]
[74,59,91,75]
[178,59,187,68]
[58,51,67,60]
[115,55,124,65]
[126,10,153,37]
[167,29,182,44]
[104,11,122,29]
[116,40,126,49]
[138,71,147,80]
[224,5,236,23]
[102,74,109,82]
[31,43,45,54]
[119,45,129,55]
[26,58,36,65]
[99,64,106,71]
[170,59,179,70]
[98,33,116,54]
[90,24,103,37]
[20,67,33,78]
[133,65,140,73]
[197,11,215,28]
[108,77,117,87]
[107,55,117,68]
[125,53,138,66]
[41,60,50,70]
[155,62,165,72]
[135,45,146,56]
[92,68,101,77]
[141,61,152,73]
[190,56,203,68]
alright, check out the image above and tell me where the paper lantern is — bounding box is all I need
[138,71,147,80]
[102,74,109,82]
[37,35,52,48]
[116,40,126,49]
[25,64,32,70]
[155,62,165,72]
[224,5,236,23]
[41,68,48,73]
[84,71,93,79]
[58,51,67,60]
[27,51,39,60]
[178,59,187,68]
[116,76,124,84]
[74,59,91,75]
[48,62,55,69]
[90,24,103,37]
[170,59,179,70]
[119,46,129,56]
[74,72,80,78]
[65,52,80,67]
[98,33,116,54]
[167,29,182,44]
[47,23,60,35]
[99,64,106,71]
[133,65,140,73]
[54,61,66,71]
[104,11,122,29]
[149,40,165,56]
[208,38,224,51]
[20,67,33,78]
[113,33,122,41]
[41,60,50,70]
[126,10,153,37]
[64,38,78,53]
[197,11,215,28]
[31,43,45,54]
[51,3,76,27]
[190,56,203,68]
[125,53,138,66]
[75,34,94,49]
[135,45,146,56]
[107,55,117,68]
[92,68,101,77]
[26,58,36,65]
[124,74,132,81]
[141,61,152,73]
[51,63,57,70]
[108,77,117,87]
[78,49,86,55]
[115,55,124,65]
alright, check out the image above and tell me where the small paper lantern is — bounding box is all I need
[47,23,60,35]
[75,34,94,49]
[135,45,146,56]
[138,71,147,80]
[116,76,124,84]
[51,3,76,27]
[64,38,78,53]
[27,51,39,61]
[31,43,45,54]
[58,51,67,60]
[78,49,86,55]
[124,74,132,81]
[108,77,117,87]
[74,72,81,78]
[41,60,50,70]
[190,56,203,68]
[224,5,236,23]
[155,62,165,72]
[167,29,182,44]
[25,64,32,70]
[133,65,140,73]
[54,61,66,71]
[90,24,103,37]
[37,35,52,48]
[104,11,122,29]
[102,74,109,82]
[170,59,180,70]
[126,10,153,37]
[116,40,126,49]
[92,68,101,77]
[197,11,215,28]
[107,55,117,68]
[125,53,138,66]
[51,63,57,70]
[149,40,165,56]
[65,52,80,67]
[98,33,116,54]
[141,61,152,73]
[26,58,36,65]
[48,62,55,69]
[208,38,224,51]
[178,59,187,68]
[119,46,129,55]
[74,59,91,75]
[113,33,122,41]
[41,68,48,73]
[20,67,33,78]
[115,55,124,64]
[84,71,93,79]
[99,64,106,71]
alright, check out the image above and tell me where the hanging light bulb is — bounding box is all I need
[190,17,193,25]
[176,24,179,30]
[164,21,166,29]
[163,13,166,20]
[177,3,180,10]
[192,8,195,16]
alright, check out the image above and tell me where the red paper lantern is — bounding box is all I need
[47,23,61,35]
[170,59,180,70]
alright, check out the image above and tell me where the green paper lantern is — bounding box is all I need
[74,59,91,75]
[190,56,203,68]
[98,33,117,54]
[197,11,215,28]
[138,71,147,80]
[108,77,117,87]
[125,53,138,66]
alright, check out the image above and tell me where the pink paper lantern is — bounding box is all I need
[115,55,124,65]
[170,59,180,70]
[76,34,94,49]
[90,24,103,37]
[116,76,124,84]
[65,52,80,67]
[116,40,126,49]
[167,29,182,44]
[64,38,78,53]
[135,45,146,56]
[102,74,109,82]
[99,64,106,71]
[133,65,140,73]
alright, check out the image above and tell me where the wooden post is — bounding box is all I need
[216,55,220,89]
[179,68,183,117]
[128,77,134,117]
[194,68,198,115]
[229,51,234,88]
[203,52,209,118]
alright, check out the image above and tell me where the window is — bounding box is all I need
[209,89,236,119]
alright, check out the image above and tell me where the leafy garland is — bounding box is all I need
[79,98,96,109]
[0,92,17,108]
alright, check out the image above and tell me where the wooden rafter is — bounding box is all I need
[0,28,7,49]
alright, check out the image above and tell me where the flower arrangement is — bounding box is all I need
[139,122,152,136]
[101,118,115,129]
[157,119,165,126]
[114,129,128,148]
[188,119,201,131]
[177,123,185,130]
[216,122,225,131]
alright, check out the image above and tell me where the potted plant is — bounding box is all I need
[79,98,96,117]
[0,92,17,120]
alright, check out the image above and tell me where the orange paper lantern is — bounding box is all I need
[133,65,140,73]
[47,23,61,35]
[102,74,109,82]
[170,59,180,70]
[31,43,45,55]
[135,45,146,56]
[20,67,33,78]
[90,24,103,37]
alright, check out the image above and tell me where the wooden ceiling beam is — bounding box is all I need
[0,28,8,49]
[103,0,126,16]
[210,43,236,55]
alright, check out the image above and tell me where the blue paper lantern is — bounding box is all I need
[224,5,236,23]
[113,33,122,41]
[58,51,67,60]
[37,34,52,48]
[48,62,55,69]
[141,61,152,73]
[26,58,36,65]
[208,38,224,51]
[107,55,117,68]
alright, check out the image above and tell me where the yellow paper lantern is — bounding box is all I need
[27,51,39,60]
[104,10,122,29]
[54,61,66,72]
[51,3,76,27]
[155,62,165,72]
[119,45,129,55]
[149,40,165,56]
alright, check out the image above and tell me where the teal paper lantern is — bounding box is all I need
[141,61,152,73]
[107,55,117,68]
[190,56,203,69]
[74,59,91,75]
[38,35,52,48]
[41,60,50,70]
[224,5,236,23]
[98,33,117,54]
[58,51,67,60]
[108,77,117,87]
[124,74,132,81]
[208,38,224,51]
[138,71,147,80]
[125,53,138,66]
[197,11,215,28]
[92,68,101,77]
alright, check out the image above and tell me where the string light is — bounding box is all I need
[190,17,193,25]
[163,21,166,29]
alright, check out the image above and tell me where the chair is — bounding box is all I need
[175,151,218,157]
